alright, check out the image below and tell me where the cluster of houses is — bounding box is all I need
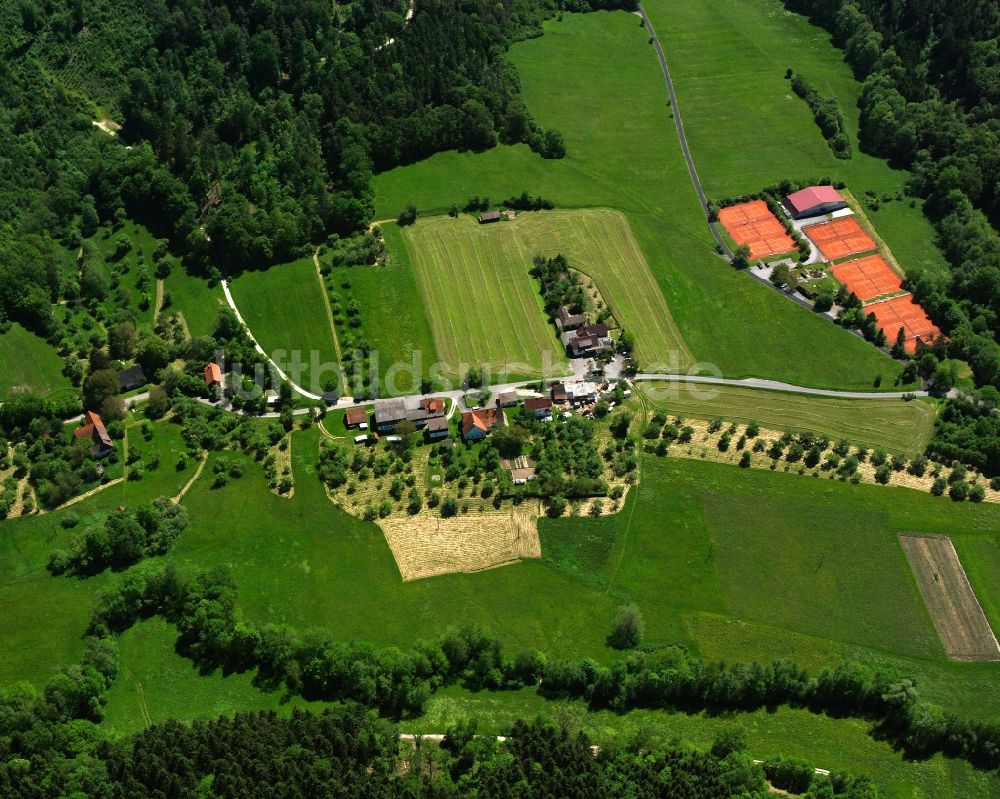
[555,307,613,358]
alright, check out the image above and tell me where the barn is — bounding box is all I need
[785,186,848,219]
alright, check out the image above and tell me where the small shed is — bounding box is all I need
[345,405,368,428]
[478,211,501,224]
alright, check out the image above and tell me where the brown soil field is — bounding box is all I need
[899,533,1000,661]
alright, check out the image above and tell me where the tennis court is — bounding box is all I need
[831,255,903,302]
[803,217,876,261]
[866,294,941,353]
[718,200,796,259]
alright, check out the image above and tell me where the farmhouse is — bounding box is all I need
[344,405,368,428]
[555,305,586,332]
[373,396,446,432]
[563,323,612,358]
[495,390,519,408]
[562,381,599,404]
[523,397,553,418]
[461,407,501,440]
[73,411,114,457]
[551,383,568,403]
[786,186,848,220]
[478,210,501,224]
[204,362,223,388]
[425,416,449,440]
[117,365,146,392]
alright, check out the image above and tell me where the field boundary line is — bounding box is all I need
[172,455,208,503]
[54,477,124,511]
[313,249,347,393]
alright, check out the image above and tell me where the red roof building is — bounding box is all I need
[344,406,368,427]
[461,408,501,440]
[204,362,223,387]
[786,186,848,219]
[73,411,114,456]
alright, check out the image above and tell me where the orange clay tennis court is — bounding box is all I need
[718,200,796,259]
[831,255,903,302]
[866,294,941,353]
[803,217,876,261]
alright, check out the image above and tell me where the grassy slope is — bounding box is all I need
[228,258,340,395]
[165,267,224,339]
[330,223,439,395]
[639,383,936,456]
[2,419,998,795]
[401,215,565,379]
[374,12,914,392]
[0,323,73,397]
[643,0,949,281]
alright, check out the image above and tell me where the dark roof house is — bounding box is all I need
[425,416,449,439]
[523,397,553,417]
[786,186,848,219]
[117,365,146,392]
[496,390,519,408]
[374,397,447,431]
[556,306,587,331]
[478,211,502,224]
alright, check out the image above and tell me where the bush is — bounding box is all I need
[607,604,643,650]
[949,482,969,502]
[61,512,80,529]
[969,484,986,503]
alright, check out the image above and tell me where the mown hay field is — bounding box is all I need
[228,257,340,395]
[639,382,936,457]
[399,210,692,379]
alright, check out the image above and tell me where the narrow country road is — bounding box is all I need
[636,6,730,256]
[631,373,926,400]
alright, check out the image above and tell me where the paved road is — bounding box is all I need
[637,6,730,257]
[632,373,927,400]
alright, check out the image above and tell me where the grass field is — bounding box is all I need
[228,258,341,395]
[396,209,692,378]
[163,267,224,339]
[0,323,73,397]
[639,383,936,456]
[2,416,999,795]
[400,215,567,380]
[643,0,950,283]
[328,223,438,395]
[373,12,917,392]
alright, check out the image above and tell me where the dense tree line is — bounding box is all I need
[925,388,1000,476]
[790,71,853,158]
[79,561,1000,775]
[48,497,189,576]
[782,0,1000,393]
[2,700,818,799]
[531,253,587,317]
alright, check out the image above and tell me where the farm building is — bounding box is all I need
[478,211,501,224]
[204,362,223,388]
[551,383,568,403]
[562,381,599,404]
[786,186,848,219]
[495,390,519,408]
[73,411,114,457]
[502,456,537,484]
[461,408,501,440]
[344,406,368,428]
[117,365,146,392]
[563,323,612,358]
[425,416,449,440]
[523,397,553,418]
[373,396,446,432]
[555,306,586,332]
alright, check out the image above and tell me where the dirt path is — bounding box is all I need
[153,278,165,321]
[313,249,347,393]
[173,455,207,502]
[54,478,124,511]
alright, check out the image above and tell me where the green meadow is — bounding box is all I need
[638,382,936,456]
[0,323,73,398]
[163,266,224,339]
[2,412,999,796]
[374,11,916,392]
[228,258,340,395]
